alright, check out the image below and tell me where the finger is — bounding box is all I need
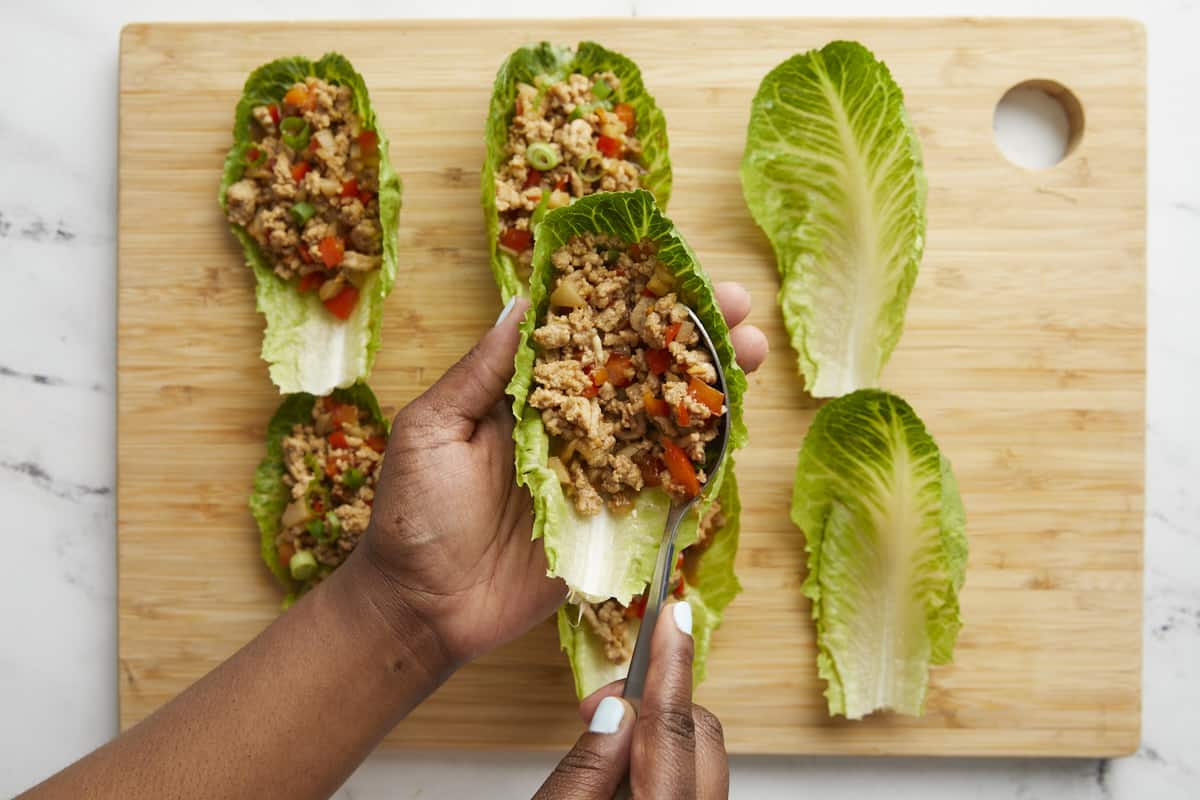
[409,297,530,431]
[713,282,752,328]
[729,325,769,373]
[692,705,729,800]
[534,697,636,800]
[579,680,627,723]
[631,601,697,800]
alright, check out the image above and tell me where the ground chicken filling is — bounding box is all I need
[495,71,644,276]
[224,76,383,321]
[529,234,726,517]
[275,396,387,589]
[582,500,726,664]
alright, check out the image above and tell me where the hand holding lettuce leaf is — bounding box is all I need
[220,53,402,395]
[483,42,671,302]
[741,41,926,397]
[793,390,966,718]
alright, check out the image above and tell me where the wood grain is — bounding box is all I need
[117,18,1145,756]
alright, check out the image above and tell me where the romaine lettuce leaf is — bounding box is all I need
[249,382,389,607]
[740,41,926,397]
[219,53,402,395]
[509,189,747,607]
[558,466,743,698]
[792,390,966,718]
[482,42,671,303]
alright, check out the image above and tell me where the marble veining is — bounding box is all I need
[1,0,1197,798]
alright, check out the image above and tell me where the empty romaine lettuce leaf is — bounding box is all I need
[482,42,671,302]
[219,53,402,395]
[793,390,966,718]
[249,382,389,607]
[740,41,926,397]
[508,189,747,606]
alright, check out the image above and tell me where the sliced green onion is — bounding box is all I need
[245,146,267,168]
[305,518,325,540]
[569,104,594,121]
[342,467,365,490]
[290,202,316,226]
[526,142,561,172]
[604,248,622,265]
[289,549,318,581]
[280,116,311,151]
[579,154,604,182]
[324,510,343,540]
[592,78,613,100]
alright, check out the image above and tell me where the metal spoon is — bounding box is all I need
[622,306,731,704]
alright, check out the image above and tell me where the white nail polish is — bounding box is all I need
[589,696,625,734]
[494,296,517,326]
[673,601,693,637]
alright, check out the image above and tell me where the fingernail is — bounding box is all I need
[672,601,693,637]
[589,696,625,734]
[494,296,517,326]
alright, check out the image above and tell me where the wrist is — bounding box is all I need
[328,549,459,697]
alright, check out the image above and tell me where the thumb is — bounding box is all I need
[534,697,635,799]
[412,297,529,429]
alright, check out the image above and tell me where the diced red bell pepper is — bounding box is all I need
[325,458,341,479]
[687,376,725,415]
[673,580,686,599]
[596,135,622,159]
[624,594,648,619]
[676,401,691,427]
[284,85,310,109]
[318,236,345,267]
[665,322,682,346]
[246,146,261,165]
[340,177,359,198]
[297,272,324,293]
[643,392,669,417]
[291,161,310,182]
[297,246,313,265]
[358,189,375,206]
[358,130,378,156]
[614,103,636,134]
[582,384,599,398]
[645,348,671,375]
[323,285,359,320]
[605,353,635,387]
[523,168,543,189]
[330,403,358,428]
[661,438,700,497]
[499,227,533,253]
[641,289,657,299]
[328,431,350,449]
[554,174,570,191]
[321,397,336,412]
[268,104,281,125]
[277,542,295,567]
[366,436,387,453]
[307,137,320,155]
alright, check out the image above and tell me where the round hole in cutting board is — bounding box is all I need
[992,80,1084,169]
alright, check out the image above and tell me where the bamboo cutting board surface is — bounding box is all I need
[117,18,1145,756]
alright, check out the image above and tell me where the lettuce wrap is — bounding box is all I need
[250,382,389,607]
[482,42,671,303]
[508,189,746,692]
[219,53,402,396]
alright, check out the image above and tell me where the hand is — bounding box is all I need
[355,283,769,667]
[534,601,729,799]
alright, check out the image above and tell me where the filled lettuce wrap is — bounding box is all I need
[220,53,402,395]
[508,189,747,692]
[482,42,671,302]
[250,383,390,607]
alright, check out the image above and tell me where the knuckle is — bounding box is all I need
[646,705,696,747]
[692,705,726,750]
[557,742,611,776]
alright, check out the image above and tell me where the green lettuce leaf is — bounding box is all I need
[740,41,926,397]
[219,53,402,395]
[482,42,672,303]
[558,466,743,698]
[509,189,747,607]
[792,390,966,718]
[249,382,389,607]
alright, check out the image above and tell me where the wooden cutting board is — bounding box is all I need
[117,18,1145,756]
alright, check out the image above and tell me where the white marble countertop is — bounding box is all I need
[2,0,1197,797]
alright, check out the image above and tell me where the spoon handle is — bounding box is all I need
[623,500,691,704]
